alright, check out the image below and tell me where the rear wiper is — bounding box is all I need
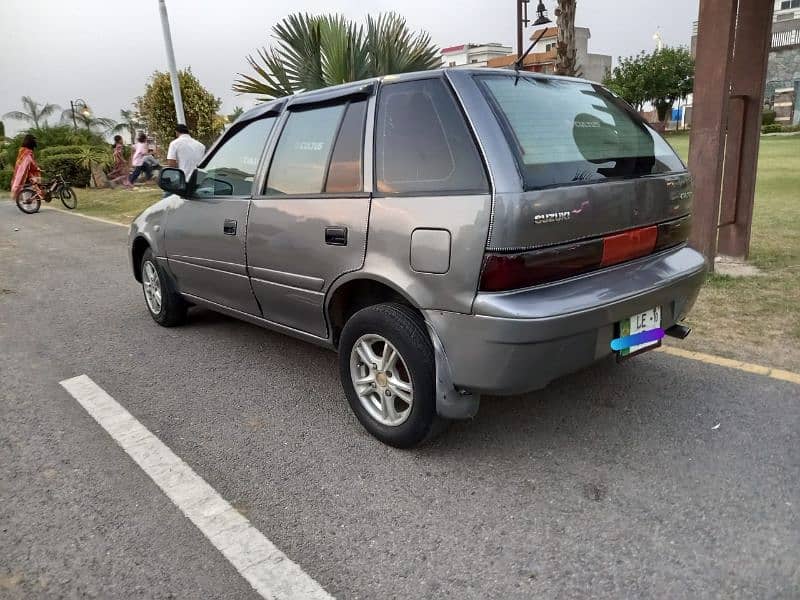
[514,27,551,85]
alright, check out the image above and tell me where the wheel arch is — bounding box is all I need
[325,275,423,348]
[131,235,151,282]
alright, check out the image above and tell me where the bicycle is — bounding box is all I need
[15,172,78,214]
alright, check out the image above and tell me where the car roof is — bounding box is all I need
[235,67,592,123]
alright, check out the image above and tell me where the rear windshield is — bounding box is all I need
[475,75,685,190]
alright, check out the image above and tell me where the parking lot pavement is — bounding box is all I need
[2,202,799,599]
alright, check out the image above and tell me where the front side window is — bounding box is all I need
[194,117,275,197]
[375,78,488,195]
[265,101,367,196]
[476,75,685,190]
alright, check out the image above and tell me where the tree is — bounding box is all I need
[604,47,694,123]
[137,68,223,147]
[555,0,577,77]
[233,13,439,100]
[0,120,5,140]
[60,105,117,133]
[603,52,649,111]
[3,96,60,129]
[112,109,145,144]
[228,106,245,122]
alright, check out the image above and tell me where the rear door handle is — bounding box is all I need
[325,226,348,246]
[223,219,237,235]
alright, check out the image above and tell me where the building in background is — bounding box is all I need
[689,1,800,125]
[441,43,513,68]
[485,27,612,83]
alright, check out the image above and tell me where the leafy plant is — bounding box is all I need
[136,68,223,147]
[604,47,694,122]
[233,12,439,100]
[3,96,61,129]
[762,110,777,126]
[762,123,783,134]
[40,145,86,159]
[0,169,12,191]
[39,155,92,187]
[228,106,245,122]
[2,126,107,174]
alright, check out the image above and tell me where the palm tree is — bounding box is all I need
[3,96,61,129]
[112,109,144,144]
[555,0,578,77]
[233,13,439,100]
[61,106,117,133]
[228,106,245,122]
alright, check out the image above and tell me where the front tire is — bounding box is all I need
[338,303,447,448]
[60,186,77,209]
[140,248,187,327]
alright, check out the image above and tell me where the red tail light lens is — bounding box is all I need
[479,216,692,292]
[601,226,657,266]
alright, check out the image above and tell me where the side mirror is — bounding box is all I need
[159,168,187,196]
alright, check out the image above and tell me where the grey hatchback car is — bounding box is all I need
[129,68,706,447]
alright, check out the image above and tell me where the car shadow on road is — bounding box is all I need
[183,307,726,464]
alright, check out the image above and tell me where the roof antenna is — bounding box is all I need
[513,1,552,85]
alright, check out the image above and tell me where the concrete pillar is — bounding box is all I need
[717,0,775,258]
[687,0,738,267]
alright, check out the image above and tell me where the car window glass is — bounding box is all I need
[325,100,367,194]
[265,104,345,195]
[476,75,685,190]
[375,78,488,195]
[194,117,275,197]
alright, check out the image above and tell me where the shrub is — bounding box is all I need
[40,145,86,158]
[782,124,800,133]
[762,110,776,126]
[0,168,12,191]
[39,155,91,187]
[762,123,783,134]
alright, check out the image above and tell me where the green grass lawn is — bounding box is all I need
[666,132,800,371]
[65,134,800,371]
[63,186,163,224]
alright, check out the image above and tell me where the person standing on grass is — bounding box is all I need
[128,133,152,185]
[166,124,205,179]
[108,135,132,188]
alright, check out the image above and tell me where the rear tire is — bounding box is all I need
[60,186,77,209]
[15,187,41,214]
[338,302,448,448]
[140,248,187,327]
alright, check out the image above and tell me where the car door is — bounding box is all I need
[165,116,276,315]
[247,96,371,338]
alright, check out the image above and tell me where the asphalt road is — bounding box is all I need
[1,201,798,599]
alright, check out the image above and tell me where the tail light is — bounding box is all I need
[479,216,691,292]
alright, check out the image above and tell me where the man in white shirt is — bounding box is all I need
[166,124,206,178]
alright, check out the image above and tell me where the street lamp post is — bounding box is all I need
[158,0,186,125]
[514,2,553,70]
[69,99,91,130]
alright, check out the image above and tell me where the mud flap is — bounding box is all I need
[425,321,480,420]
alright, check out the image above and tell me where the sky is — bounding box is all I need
[0,0,700,138]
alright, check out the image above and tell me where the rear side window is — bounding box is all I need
[194,116,275,197]
[476,75,685,190]
[375,78,488,195]
[265,100,366,196]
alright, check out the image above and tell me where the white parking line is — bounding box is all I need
[59,374,333,600]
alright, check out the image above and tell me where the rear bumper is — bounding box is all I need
[425,246,706,396]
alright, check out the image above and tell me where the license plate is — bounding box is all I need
[617,306,662,358]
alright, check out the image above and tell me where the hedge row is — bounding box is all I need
[0,169,12,191]
[39,155,91,187]
[39,145,87,159]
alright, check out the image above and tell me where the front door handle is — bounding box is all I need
[223,219,237,235]
[325,226,348,246]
